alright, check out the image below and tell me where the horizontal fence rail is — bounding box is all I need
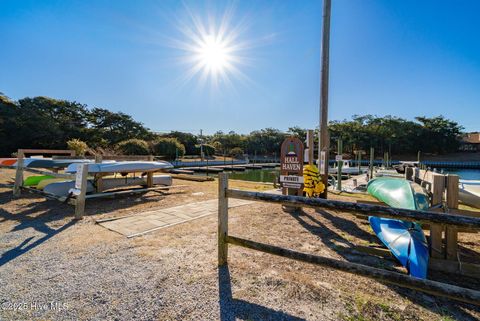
[226,235,480,306]
[226,189,480,229]
[218,173,480,306]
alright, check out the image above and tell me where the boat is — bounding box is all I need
[393,161,418,174]
[37,178,74,190]
[23,175,55,187]
[65,161,173,173]
[328,160,367,175]
[0,158,17,166]
[459,179,480,209]
[7,158,95,168]
[367,177,430,279]
[44,175,172,197]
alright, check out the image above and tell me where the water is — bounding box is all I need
[228,168,279,183]
[442,169,480,180]
[205,167,480,183]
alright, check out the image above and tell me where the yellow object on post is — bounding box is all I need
[303,164,325,197]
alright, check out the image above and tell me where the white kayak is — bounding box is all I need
[65,161,173,173]
[459,179,480,209]
[44,175,172,197]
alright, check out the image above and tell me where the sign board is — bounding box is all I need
[335,155,343,161]
[319,151,326,175]
[280,175,304,184]
[280,137,304,195]
[75,164,84,189]
[282,183,302,189]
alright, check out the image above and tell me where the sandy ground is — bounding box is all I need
[0,168,479,321]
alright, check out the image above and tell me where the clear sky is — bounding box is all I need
[1,0,479,134]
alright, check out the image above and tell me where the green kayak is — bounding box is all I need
[367,177,430,279]
[23,175,55,187]
[367,177,429,210]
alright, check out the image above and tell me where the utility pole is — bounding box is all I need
[318,0,332,198]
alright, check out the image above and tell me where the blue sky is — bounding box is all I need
[1,0,479,134]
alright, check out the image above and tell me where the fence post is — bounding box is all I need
[147,155,154,187]
[336,138,343,191]
[74,164,89,220]
[430,173,445,258]
[13,149,25,197]
[95,154,104,192]
[218,173,229,265]
[445,175,459,260]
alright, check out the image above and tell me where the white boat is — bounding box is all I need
[329,160,367,175]
[44,175,172,197]
[459,179,480,209]
[65,161,173,173]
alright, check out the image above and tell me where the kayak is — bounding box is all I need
[22,159,93,168]
[7,158,94,169]
[65,161,173,173]
[0,158,17,166]
[44,175,172,197]
[459,179,480,209]
[37,178,73,190]
[23,175,55,187]
[367,177,429,279]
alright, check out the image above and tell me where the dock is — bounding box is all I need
[183,167,224,173]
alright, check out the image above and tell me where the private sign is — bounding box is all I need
[280,137,304,195]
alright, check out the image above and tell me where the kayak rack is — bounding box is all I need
[217,173,480,306]
[404,167,473,262]
[11,149,178,219]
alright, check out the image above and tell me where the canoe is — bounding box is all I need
[37,178,73,190]
[7,158,95,168]
[23,175,55,187]
[459,179,480,209]
[65,161,173,174]
[0,158,17,166]
[44,175,172,197]
[23,159,94,168]
[367,177,429,279]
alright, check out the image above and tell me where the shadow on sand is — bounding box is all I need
[218,265,306,321]
[286,207,480,320]
[0,188,176,268]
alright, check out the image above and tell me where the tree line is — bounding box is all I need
[0,93,464,159]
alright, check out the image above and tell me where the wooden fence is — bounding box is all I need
[217,173,480,306]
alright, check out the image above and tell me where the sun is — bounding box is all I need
[198,35,230,73]
[169,5,251,89]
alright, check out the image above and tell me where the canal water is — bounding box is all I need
[218,168,480,183]
[228,168,279,183]
[443,169,480,180]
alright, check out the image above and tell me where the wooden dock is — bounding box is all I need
[183,167,224,173]
[169,169,194,175]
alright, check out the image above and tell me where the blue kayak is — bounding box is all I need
[367,177,430,279]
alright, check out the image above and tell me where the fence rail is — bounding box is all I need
[217,173,480,306]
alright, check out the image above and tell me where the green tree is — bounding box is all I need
[116,139,150,155]
[162,131,198,154]
[67,139,88,156]
[88,108,153,145]
[0,94,20,156]
[152,138,185,159]
[229,147,244,158]
[245,128,285,155]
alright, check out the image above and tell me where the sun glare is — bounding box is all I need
[169,5,252,89]
[198,35,229,73]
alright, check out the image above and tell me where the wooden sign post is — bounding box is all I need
[280,137,304,212]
